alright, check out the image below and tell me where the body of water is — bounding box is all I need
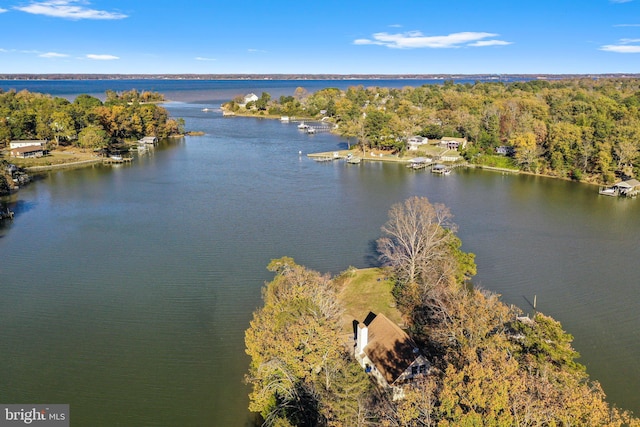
[0,80,639,425]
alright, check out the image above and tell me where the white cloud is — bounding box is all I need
[614,23,640,27]
[600,44,640,53]
[619,38,640,43]
[39,52,69,58]
[15,1,127,20]
[468,40,513,47]
[247,49,267,53]
[195,57,216,61]
[610,0,632,3]
[353,31,511,49]
[0,8,8,13]
[86,54,119,60]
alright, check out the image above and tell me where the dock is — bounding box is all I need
[103,156,133,164]
[291,120,335,134]
[407,157,433,170]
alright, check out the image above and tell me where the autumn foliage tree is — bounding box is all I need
[245,258,371,427]
[0,88,182,149]
[246,200,639,426]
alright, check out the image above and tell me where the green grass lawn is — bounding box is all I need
[473,154,518,170]
[337,267,404,333]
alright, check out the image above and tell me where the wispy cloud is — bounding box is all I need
[14,1,127,20]
[601,37,640,53]
[354,31,512,49]
[86,54,119,60]
[0,8,8,13]
[614,23,640,27]
[39,52,69,58]
[610,0,632,3]
[247,48,267,53]
[195,56,216,61]
[601,44,640,53]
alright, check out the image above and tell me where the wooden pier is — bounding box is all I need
[291,120,334,134]
[103,156,133,164]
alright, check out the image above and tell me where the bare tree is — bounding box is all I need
[377,196,456,286]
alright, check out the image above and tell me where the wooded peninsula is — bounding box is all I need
[246,197,640,427]
[0,88,184,195]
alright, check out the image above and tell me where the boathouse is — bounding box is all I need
[355,312,429,397]
[614,179,640,196]
[138,136,158,145]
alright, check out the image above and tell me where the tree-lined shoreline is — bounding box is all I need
[227,78,640,186]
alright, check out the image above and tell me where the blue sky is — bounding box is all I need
[1,0,640,74]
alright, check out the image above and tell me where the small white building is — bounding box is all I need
[355,312,430,398]
[243,93,259,104]
[407,136,428,151]
[9,140,47,149]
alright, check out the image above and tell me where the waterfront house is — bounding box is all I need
[407,136,428,151]
[10,145,44,158]
[439,137,467,150]
[355,312,429,397]
[496,145,515,156]
[243,93,259,104]
[9,140,47,149]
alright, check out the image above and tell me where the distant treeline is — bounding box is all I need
[234,78,640,184]
[1,74,639,81]
[0,88,184,149]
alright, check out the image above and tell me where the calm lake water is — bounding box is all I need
[1,80,639,426]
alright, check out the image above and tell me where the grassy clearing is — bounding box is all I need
[473,154,518,170]
[336,267,404,333]
[4,148,100,169]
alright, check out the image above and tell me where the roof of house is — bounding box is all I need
[11,146,43,153]
[440,137,467,142]
[10,139,47,144]
[363,313,421,385]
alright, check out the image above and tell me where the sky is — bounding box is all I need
[1,0,640,75]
